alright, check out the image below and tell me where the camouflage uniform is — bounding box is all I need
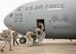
[0,29,12,52]
[26,31,33,47]
[35,28,42,45]
[12,31,19,46]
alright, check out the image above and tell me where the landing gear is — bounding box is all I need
[19,37,26,44]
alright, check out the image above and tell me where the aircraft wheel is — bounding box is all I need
[19,37,26,44]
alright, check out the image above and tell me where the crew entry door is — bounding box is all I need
[36,19,45,30]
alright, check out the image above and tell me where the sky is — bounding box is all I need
[0,0,37,32]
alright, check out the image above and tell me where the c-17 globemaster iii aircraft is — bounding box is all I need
[4,0,76,39]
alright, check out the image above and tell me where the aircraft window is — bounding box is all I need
[17,7,23,11]
[62,14,69,22]
[9,13,13,18]
[51,15,58,21]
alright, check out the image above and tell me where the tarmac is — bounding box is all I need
[0,39,76,54]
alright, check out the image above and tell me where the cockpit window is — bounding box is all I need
[9,13,13,18]
[17,6,23,11]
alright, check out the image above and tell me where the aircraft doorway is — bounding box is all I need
[36,19,45,30]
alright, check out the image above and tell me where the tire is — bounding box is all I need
[19,37,26,44]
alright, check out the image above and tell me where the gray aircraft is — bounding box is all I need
[4,0,76,39]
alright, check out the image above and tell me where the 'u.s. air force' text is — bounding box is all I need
[25,4,64,11]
